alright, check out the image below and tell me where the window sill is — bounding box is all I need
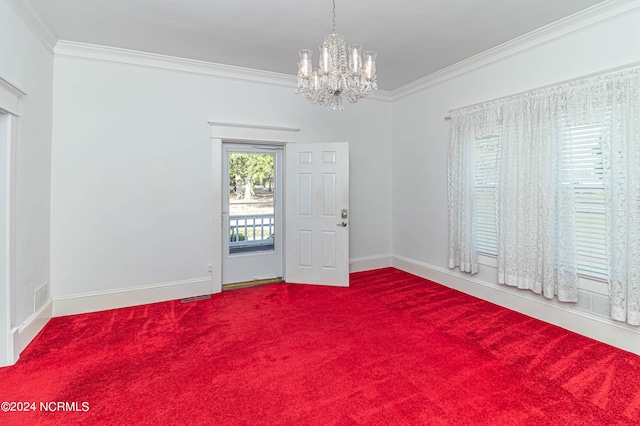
[478,254,608,295]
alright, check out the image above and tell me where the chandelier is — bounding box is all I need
[295,0,378,111]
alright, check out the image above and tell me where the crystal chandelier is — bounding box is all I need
[295,0,378,111]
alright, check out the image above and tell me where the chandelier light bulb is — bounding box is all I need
[363,51,377,80]
[349,44,362,73]
[295,0,378,110]
[298,49,313,79]
[320,43,332,74]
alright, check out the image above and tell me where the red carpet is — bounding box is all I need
[1,268,640,425]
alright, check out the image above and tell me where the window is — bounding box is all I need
[450,65,640,323]
[474,136,499,256]
[560,122,608,280]
[474,123,608,281]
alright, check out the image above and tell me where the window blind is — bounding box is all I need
[474,124,609,281]
[475,136,499,256]
[560,122,608,280]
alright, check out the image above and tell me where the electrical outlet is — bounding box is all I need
[207,264,212,273]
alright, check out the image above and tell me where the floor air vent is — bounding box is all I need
[181,295,211,303]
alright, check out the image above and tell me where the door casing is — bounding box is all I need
[209,123,299,294]
[209,122,350,291]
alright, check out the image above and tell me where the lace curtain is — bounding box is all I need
[448,66,640,325]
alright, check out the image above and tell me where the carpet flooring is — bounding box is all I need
[1,268,639,425]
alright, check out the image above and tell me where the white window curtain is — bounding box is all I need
[448,66,640,325]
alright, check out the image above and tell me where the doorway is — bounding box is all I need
[209,122,350,293]
[221,143,284,286]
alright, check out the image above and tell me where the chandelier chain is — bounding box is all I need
[332,0,336,34]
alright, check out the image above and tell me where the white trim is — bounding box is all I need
[211,137,223,295]
[392,255,640,356]
[15,299,52,356]
[6,327,17,365]
[392,0,640,100]
[370,90,393,103]
[479,254,609,295]
[52,277,212,317]
[54,41,393,101]
[208,122,300,133]
[2,298,53,366]
[209,122,299,143]
[209,123,301,294]
[54,41,295,88]
[0,76,27,98]
[4,0,57,53]
[0,76,26,116]
[0,113,18,367]
[349,255,392,273]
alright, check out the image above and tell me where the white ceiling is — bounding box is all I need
[28,0,606,90]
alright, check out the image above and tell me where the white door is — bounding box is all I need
[285,142,350,286]
[221,143,284,285]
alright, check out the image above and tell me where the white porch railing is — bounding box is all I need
[229,214,275,247]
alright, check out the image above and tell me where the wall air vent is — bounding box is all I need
[34,283,49,311]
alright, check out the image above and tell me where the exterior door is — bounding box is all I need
[221,143,284,285]
[285,142,350,286]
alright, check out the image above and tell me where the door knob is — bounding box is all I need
[337,222,348,227]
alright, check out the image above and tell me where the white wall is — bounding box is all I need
[39,0,640,356]
[0,0,54,361]
[50,50,392,309]
[391,1,640,353]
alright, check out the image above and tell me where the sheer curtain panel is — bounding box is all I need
[447,66,640,324]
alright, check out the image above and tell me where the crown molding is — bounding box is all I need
[54,41,393,102]
[54,41,297,88]
[366,89,393,103]
[392,0,640,101]
[4,0,58,54]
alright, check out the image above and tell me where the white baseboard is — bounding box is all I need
[392,255,640,356]
[53,277,212,317]
[350,255,392,273]
[17,299,53,353]
[2,299,54,366]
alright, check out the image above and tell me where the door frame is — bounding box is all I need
[208,122,299,294]
[221,142,284,285]
[0,77,24,367]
